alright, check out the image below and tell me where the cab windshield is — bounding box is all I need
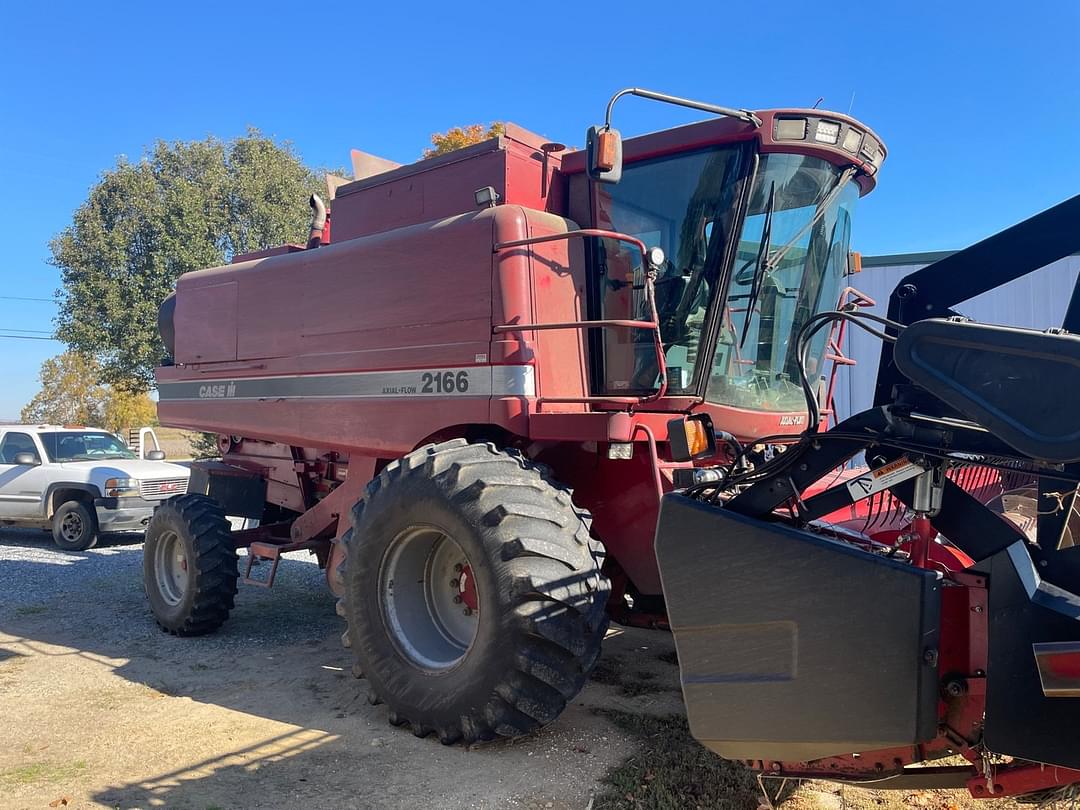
[594,149,857,409]
[40,432,137,462]
[593,145,744,394]
[707,154,857,411]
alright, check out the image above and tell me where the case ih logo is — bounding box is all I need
[198,382,237,399]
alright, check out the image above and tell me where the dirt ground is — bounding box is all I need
[0,529,671,810]
[0,529,1025,810]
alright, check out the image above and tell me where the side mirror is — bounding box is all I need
[667,414,717,462]
[146,450,166,461]
[586,126,622,183]
[13,452,39,466]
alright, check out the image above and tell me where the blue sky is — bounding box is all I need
[1,1,1078,418]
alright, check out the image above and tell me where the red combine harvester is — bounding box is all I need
[146,87,1080,799]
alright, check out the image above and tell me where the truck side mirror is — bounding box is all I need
[13,452,39,466]
[586,126,622,183]
[146,450,166,461]
[667,414,717,462]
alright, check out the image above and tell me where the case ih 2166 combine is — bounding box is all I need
[147,89,1080,800]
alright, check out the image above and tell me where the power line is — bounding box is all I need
[0,327,54,334]
[0,333,60,341]
[0,295,55,303]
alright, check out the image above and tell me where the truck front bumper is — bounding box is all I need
[93,496,161,532]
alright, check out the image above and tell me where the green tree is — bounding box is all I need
[51,130,327,389]
[423,122,504,158]
[20,352,108,426]
[189,432,222,460]
[101,388,158,434]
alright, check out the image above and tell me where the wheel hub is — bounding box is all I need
[380,526,479,671]
[456,564,478,611]
[153,530,190,606]
[61,512,83,541]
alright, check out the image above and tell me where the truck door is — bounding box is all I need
[0,431,49,519]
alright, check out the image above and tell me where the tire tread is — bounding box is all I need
[341,440,610,743]
[145,494,237,637]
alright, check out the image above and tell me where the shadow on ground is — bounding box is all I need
[0,528,665,809]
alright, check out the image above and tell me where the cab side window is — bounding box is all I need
[0,432,40,464]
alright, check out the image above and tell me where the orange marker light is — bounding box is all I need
[686,420,710,457]
[595,130,618,172]
[666,414,717,462]
[848,251,862,275]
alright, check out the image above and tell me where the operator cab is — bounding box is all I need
[563,96,885,437]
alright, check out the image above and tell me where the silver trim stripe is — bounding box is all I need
[157,366,535,402]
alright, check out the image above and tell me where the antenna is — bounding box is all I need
[847,92,856,115]
[812,97,824,109]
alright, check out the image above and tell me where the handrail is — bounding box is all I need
[493,228,647,259]
[493,318,657,334]
[822,286,877,426]
[493,227,668,405]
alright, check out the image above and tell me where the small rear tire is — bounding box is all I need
[51,500,98,551]
[143,494,238,636]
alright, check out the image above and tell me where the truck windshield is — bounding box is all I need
[705,154,857,411]
[40,432,137,462]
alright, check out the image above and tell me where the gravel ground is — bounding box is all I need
[0,527,675,810]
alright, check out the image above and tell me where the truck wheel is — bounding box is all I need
[143,494,238,636]
[51,500,98,551]
[339,439,610,744]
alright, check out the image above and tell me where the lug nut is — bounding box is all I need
[463,608,473,616]
[453,596,462,604]
[450,578,459,588]
[454,563,464,573]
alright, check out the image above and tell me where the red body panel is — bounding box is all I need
[158,111,884,595]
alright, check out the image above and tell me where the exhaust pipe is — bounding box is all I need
[307,194,327,249]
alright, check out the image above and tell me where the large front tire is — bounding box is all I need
[341,439,609,744]
[143,494,238,636]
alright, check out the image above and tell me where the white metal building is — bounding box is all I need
[832,251,1080,421]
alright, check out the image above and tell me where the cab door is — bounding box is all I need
[0,431,49,518]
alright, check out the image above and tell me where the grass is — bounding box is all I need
[14,604,49,616]
[154,427,200,461]
[593,715,1033,810]
[590,659,677,698]
[0,760,88,787]
[591,710,1023,810]
[593,711,765,809]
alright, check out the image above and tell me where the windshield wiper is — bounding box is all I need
[738,166,857,349]
[761,166,857,275]
[739,181,775,348]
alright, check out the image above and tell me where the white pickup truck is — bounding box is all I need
[0,425,190,550]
